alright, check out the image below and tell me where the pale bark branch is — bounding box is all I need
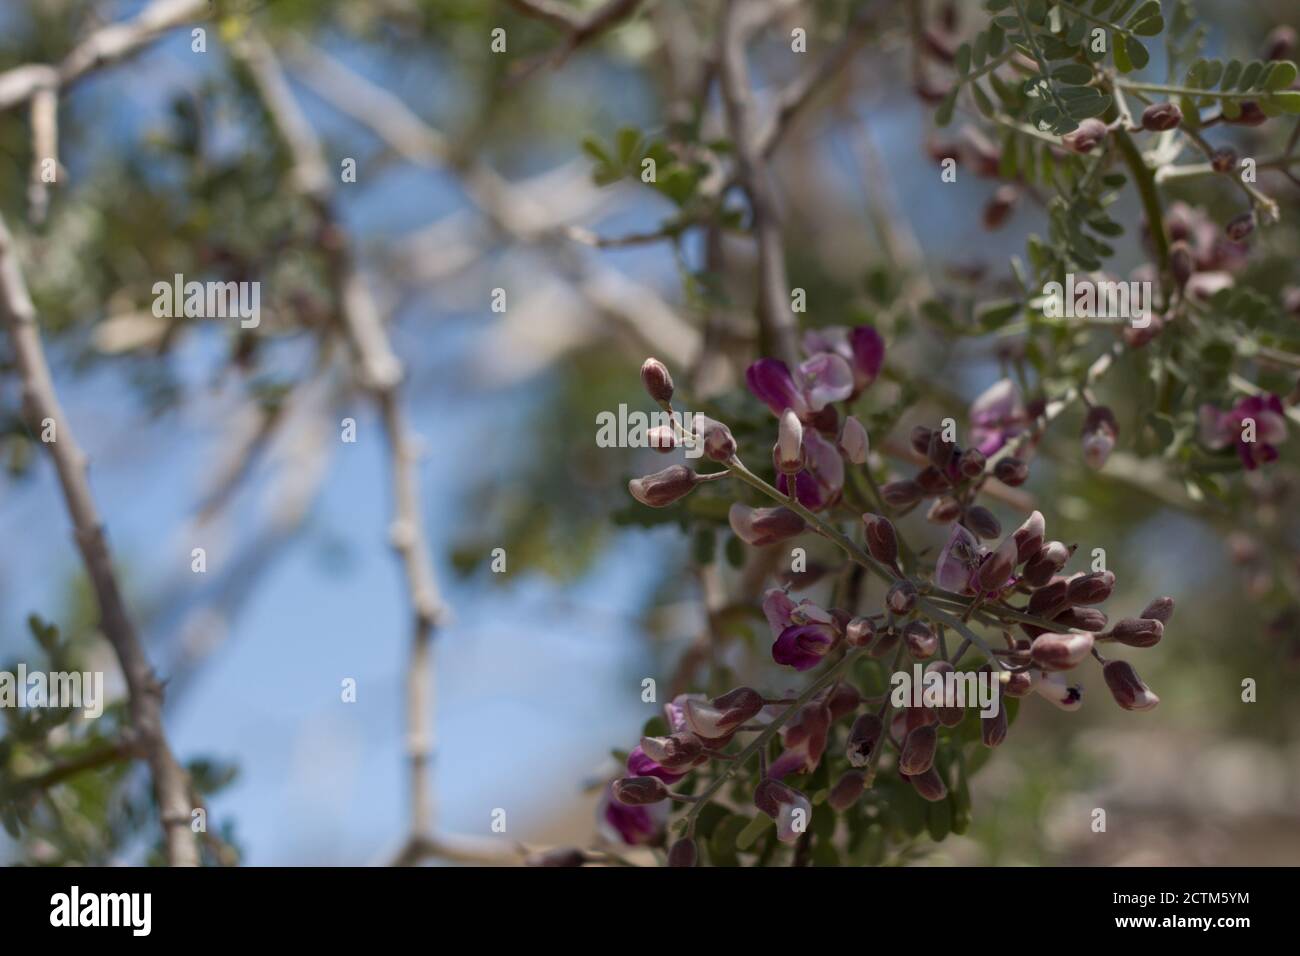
[0,213,200,867]
[232,31,449,861]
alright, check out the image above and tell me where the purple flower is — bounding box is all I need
[769,701,831,778]
[600,785,665,846]
[772,623,839,671]
[626,745,685,784]
[801,324,886,392]
[1199,394,1287,470]
[664,694,704,735]
[745,354,853,420]
[969,378,1028,456]
[775,429,844,511]
[935,523,982,594]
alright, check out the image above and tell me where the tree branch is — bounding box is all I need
[0,213,200,867]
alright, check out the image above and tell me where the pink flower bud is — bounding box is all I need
[839,415,870,464]
[965,505,1001,540]
[753,780,811,844]
[640,733,704,769]
[1169,241,1194,288]
[1063,118,1107,153]
[868,626,900,659]
[899,724,938,775]
[845,616,876,648]
[994,456,1029,486]
[1066,570,1115,605]
[886,580,918,615]
[915,466,950,495]
[958,448,987,478]
[926,660,966,725]
[1140,596,1175,624]
[1103,659,1159,711]
[1141,102,1182,131]
[1027,580,1069,617]
[711,686,765,726]
[1104,617,1164,648]
[647,424,677,452]
[863,513,899,566]
[1053,606,1108,632]
[729,503,806,547]
[668,837,697,867]
[1003,669,1034,698]
[927,497,962,523]
[612,776,670,805]
[641,357,674,404]
[827,771,867,811]
[1081,406,1119,470]
[1225,212,1255,243]
[629,464,700,508]
[1022,541,1073,588]
[927,431,957,470]
[980,698,1007,747]
[977,534,1019,593]
[1030,630,1094,670]
[909,766,948,802]
[698,416,736,462]
[903,620,938,659]
[826,681,862,722]
[1013,510,1046,563]
[881,479,924,508]
[846,713,883,767]
[776,408,804,473]
[910,425,935,455]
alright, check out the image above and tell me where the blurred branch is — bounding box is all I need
[718,0,798,364]
[505,0,648,53]
[0,213,200,867]
[0,0,207,112]
[233,31,452,865]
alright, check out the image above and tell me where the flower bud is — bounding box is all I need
[668,837,697,867]
[682,699,737,741]
[927,430,957,471]
[1022,541,1073,588]
[1081,406,1119,470]
[845,616,877,648]
[977,535,1018,593]
[647,424,677,452]
[983,184,1019,230]
[903,620,938,659]
[863,513,899,566]
[886,579,917,615]
[612,776,669,805]
[980,698,1008,747]
[629,464,700,508]
[1226,101,1267,126]
[1210,146,1237,174]
[1169,241,1194,289]
[1063,118,1107,153]
[729,503,806,547]
[965,505,1001,540]
[915,465,950,495]
[1141,102,1182,131]
[991,459,1027,491]
[1105,617,1164,648]
[1103,659,1159,711]
[828,771,867,811]
[846,713,883,767]
[1225,212,1255,243]
[698,416,736,462]
[641,357,674,404]
[1013,510,1046,563]
[1030,630,1094,670]
[639,733,703,769]
[924,660,965,726]
[1264,25,1297,61]
[754,779,811,844]
[958,448,987,478]
[826,681,862,721]
[1140,596,1175,624]
[899,724,938,775]
[1027,579,1069,617]
[711,686,765,726]
[926,497,962,523]
[910,425,934,456]
[881,479,924,508]
[1003,668,1034,698]
[1034,670,1083,711]
[909,766,948,802]
[1053,606,1108,632]
[1066,570,1115,605]
[839,415,870,464]
[776,408,804,474]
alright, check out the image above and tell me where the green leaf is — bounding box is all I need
[1126,36,1150,69]
[1237,60,1264,91]
[1267,91,1300,113]
[1221,59,1242,90]
[956,42,972,76]
[935,88,958,127]
[976,299,1022,330]
[927,796,953,842]
[735,812,773,851]
[1113,32,1134,73]
[972,81,996,117]
[1053,63,1094,84]
[1130,15,1164,37]
[1264,60,1299,91]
